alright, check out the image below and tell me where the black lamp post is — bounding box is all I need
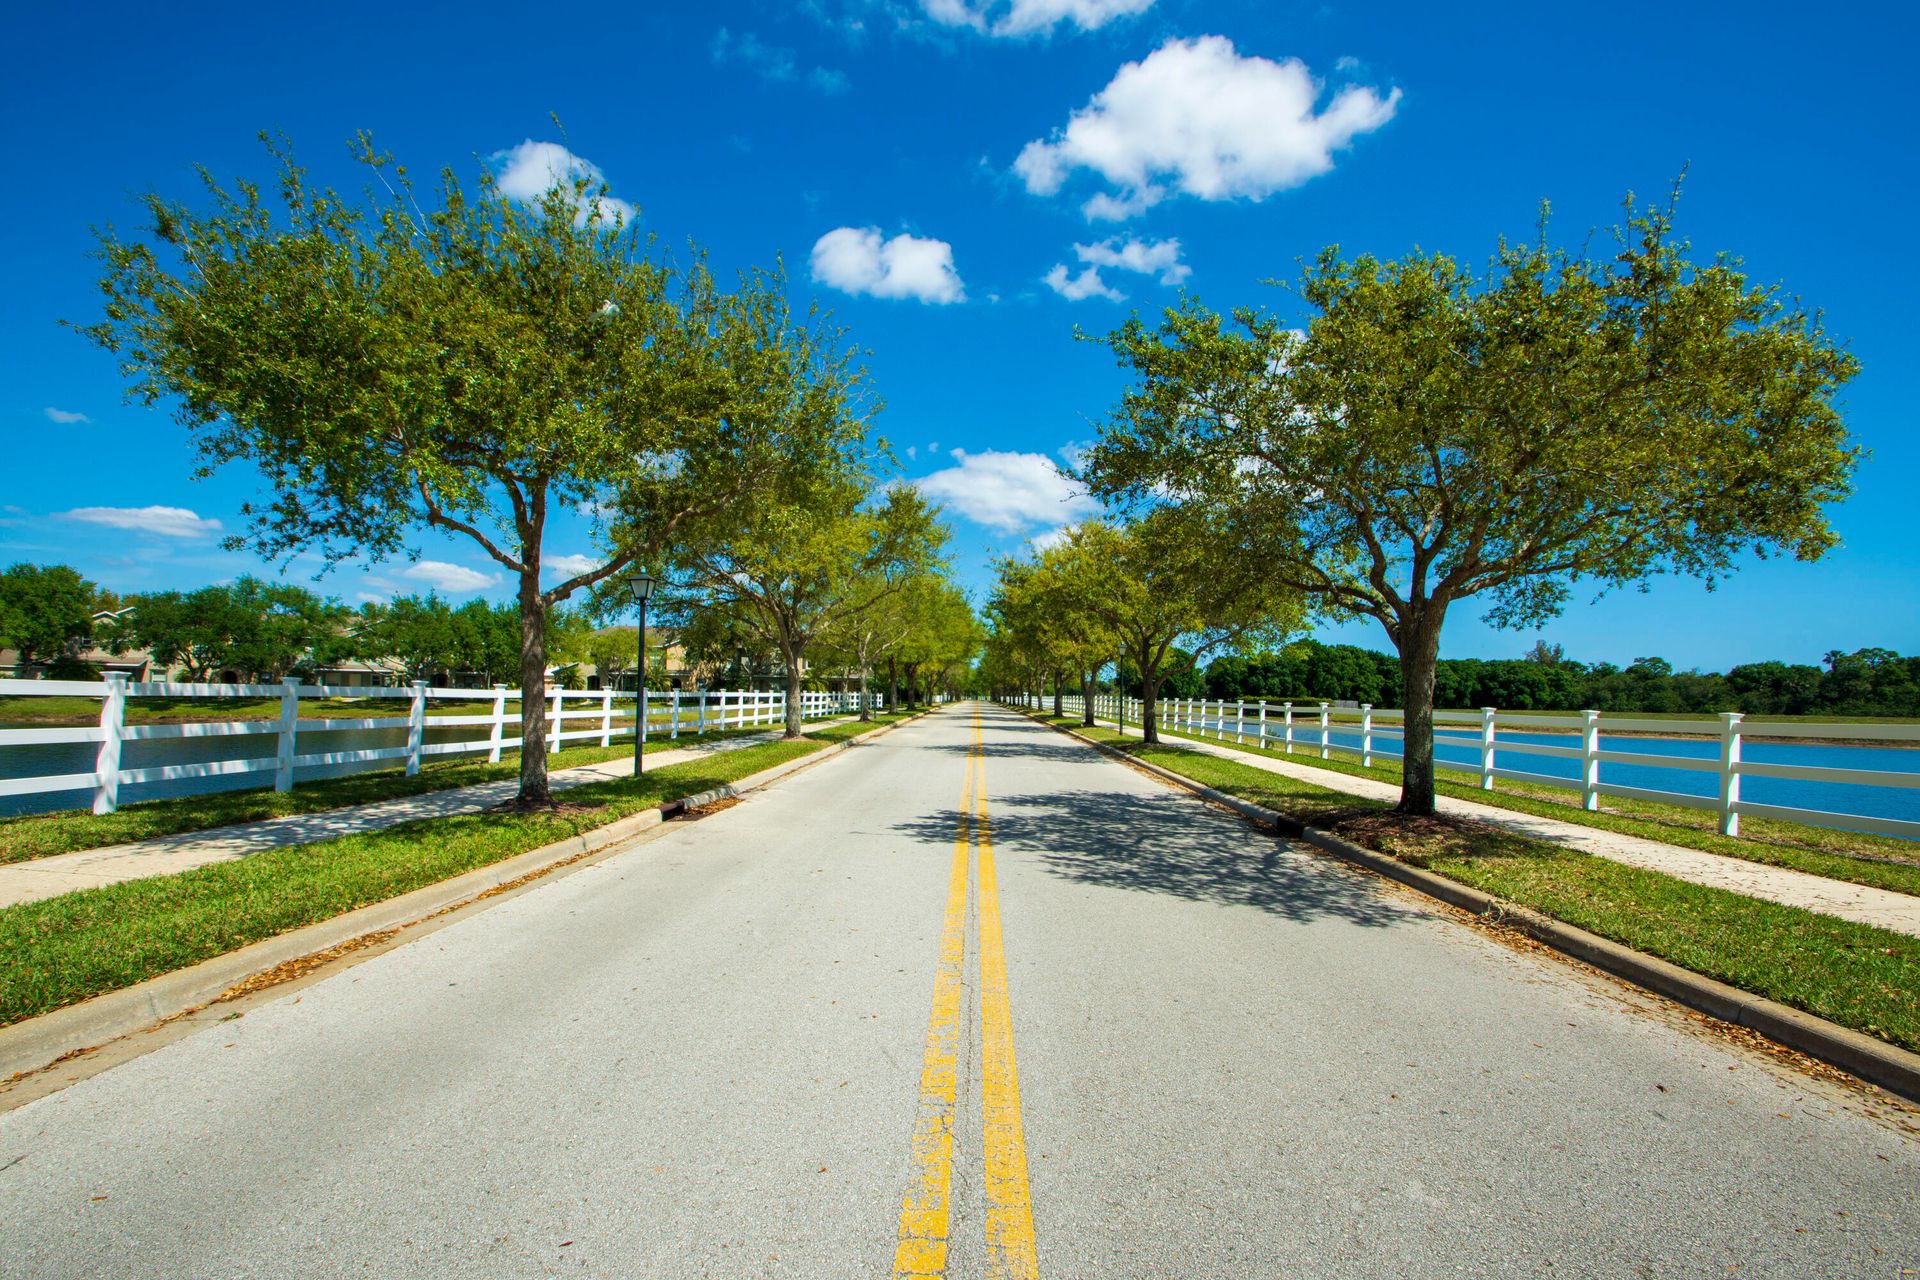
[627,572,654,776]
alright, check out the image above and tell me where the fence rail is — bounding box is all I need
[0,677,879,815]
[1008,691,1920,843]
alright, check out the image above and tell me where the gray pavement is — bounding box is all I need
[0,703,1915,1278]
[0,723,826,908]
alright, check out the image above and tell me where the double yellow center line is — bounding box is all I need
[894,706,1039,1279]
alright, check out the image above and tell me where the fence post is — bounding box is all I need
[641,688,651,747]
[92,672,127,815]
[547,687,562,754]
[1479,707,1497,790]
[1719,712,1744,837]
[1360,704,1374,767]
[670,689,681,741]
[1580,709,1601,811]
[1257,702,1267,748]
[488,685,508,762]
[1236,699,1247,745]
[1284,702,1294,754]
[1318,702,1331,760]
[699,689,708,736]
[275,677,299,793]
[601,689,613,748]
[407,680,427,777]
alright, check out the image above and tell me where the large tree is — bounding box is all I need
[0,563,100,666]
[113,577,341,681]
[1083,194,1858,811]
[1058,510,1293,743]
[988,542,1113,724]
[891,580,979,707]
[83,134,837,804]
[663,482,949,736]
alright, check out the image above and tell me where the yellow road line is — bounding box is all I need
[974,709,1040,1279]
[892,728,975,1278]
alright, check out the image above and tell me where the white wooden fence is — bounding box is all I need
[0,677,876,815]
[1013,691,1920,843]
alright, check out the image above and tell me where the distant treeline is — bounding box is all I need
[1186,640,1920,717]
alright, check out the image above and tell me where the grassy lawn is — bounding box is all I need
[0,715,910,1026]
[1114,715,1920,898]
[0,719,843,865]
[1051,717,1920,1053]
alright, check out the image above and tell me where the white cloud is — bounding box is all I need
[1029,525,1072,551]
[399,560,499,593]
[1043,263,1124,302]
[809,67,852,94]
[1081,190,1157,221]
[1044,236,1189,301]
[62,505,221,538]
[918,448,1098,532]
[923,0,1155,36]
[545,553,600,579]
[491,140,637,226]
[43,407,90,424]
[1077,236,1188,284]
[811,226,966,303]
[1014,36,1399,219]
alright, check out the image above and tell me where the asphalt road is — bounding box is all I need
[2,703,1916,1278]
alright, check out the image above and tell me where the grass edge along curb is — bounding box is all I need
[0,709,932,1085]
[1020,709,1920,1105]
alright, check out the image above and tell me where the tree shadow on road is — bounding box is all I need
[890,786,1415,929]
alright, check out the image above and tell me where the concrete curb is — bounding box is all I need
[1024,710,1920,1104]
[0,710,931,1083]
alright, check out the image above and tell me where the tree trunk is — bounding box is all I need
[516,573,552,806]
[1394,607,1446,816]
[1141,674,1162,744]
[857,652,872,722]
[887,658,898,712]
[1080,668,1096,727]
[1051,671,1064,718]
[783,656,804,739]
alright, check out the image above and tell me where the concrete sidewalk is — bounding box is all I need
[0,724,839,909]
[1074,714,1920,939]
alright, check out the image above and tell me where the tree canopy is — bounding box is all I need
[0,563,103,667]
[1044,510,1294,743]
[83,133,860,802]
[1083,192,1858,808]
[658,477,951,736]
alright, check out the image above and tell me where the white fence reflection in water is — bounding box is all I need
[1004,690,1920,843]
[0,677,880,815]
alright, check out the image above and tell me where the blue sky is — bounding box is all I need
[3,0,1915,671]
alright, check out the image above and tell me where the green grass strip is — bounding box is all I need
[1057,718,1920,1053]
[0,718,904,1026]
[0,721,838,864]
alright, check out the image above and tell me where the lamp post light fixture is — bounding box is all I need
[627,572,655,777]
